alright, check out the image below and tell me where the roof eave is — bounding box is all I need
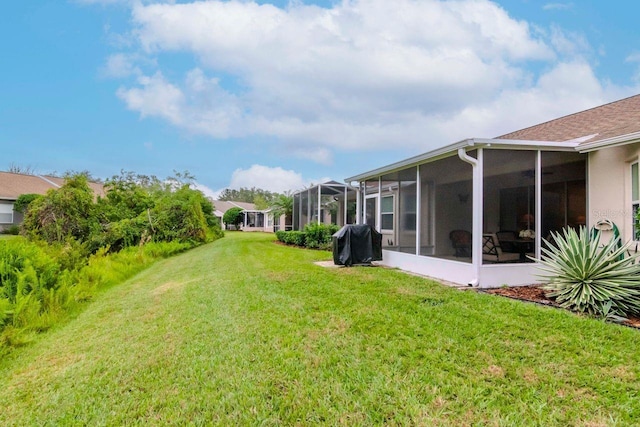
[577,131,640,153]
[344,138,579,182]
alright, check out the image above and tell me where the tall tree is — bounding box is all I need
[218,187,278,206]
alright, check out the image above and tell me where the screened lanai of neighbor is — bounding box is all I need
[292,181,358,231]
[346,139,586,288]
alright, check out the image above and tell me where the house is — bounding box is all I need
[345,94,640,288]
[212,200,289,232]
[292,181,358,231]
[0,172,105,232]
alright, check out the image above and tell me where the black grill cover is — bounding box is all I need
[332,224,383,266]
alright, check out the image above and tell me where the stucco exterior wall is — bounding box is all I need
[588,142,640,242]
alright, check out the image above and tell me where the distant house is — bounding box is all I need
[212,200,288,232]
[345,94,640,288]
[0,172,105,231]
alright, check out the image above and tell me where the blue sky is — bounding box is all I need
[1,0,639,197]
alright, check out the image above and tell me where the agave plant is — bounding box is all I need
[536,226,640,318]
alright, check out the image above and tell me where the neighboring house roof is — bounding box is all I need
[45,176,106,198]
[498,94,640,144]
[0,171,105,201]
[212,200,257,217]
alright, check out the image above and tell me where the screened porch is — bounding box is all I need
[348,141,587,287]
[292,181,357,231]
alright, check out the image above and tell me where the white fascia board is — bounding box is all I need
[577,131,640,153]
[483,138,579,151]
[344,138,579,183]
[344,138,476,183]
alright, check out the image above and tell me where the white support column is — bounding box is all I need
[357,183,362,225]
[377,177,382,232]
[535,150,542,260]
[416,166,421,255]
[307,188,311,228]
[298,194,302,230]
[458,147,481,287]
[317,185,322,224]
[343,186,348,225]
[473,149,483,285]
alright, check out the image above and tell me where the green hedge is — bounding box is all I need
[275,223,339,250]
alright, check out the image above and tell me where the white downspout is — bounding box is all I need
[458,147,481,287]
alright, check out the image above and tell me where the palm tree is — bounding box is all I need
[270,193,293,228]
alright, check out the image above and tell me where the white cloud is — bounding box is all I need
[101,53,142,78]
[542,3,574,11]
[227,164,314,193]
[548,25,590,57]
[191,182,219,199]
[105,0,637,162]
[117,69,245,138]
[625,52,640,83]
[626,52,640,63]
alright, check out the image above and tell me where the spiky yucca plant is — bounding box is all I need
[537,226,640,318]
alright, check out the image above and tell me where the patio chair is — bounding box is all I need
[449,229,471,257]
[482,233,521,263]
[496,230,517,253]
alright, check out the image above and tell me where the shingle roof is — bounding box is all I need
[212,200,257,215]
[0,172,105,201]
[497,94,640,144]
[45,176,106,198]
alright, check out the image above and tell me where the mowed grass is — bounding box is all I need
[1,232,639,425]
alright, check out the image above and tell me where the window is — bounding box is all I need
[381,195,394,231]
[0,203,13,224]
[632,162,639,240]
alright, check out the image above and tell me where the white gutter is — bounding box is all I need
[345,139,476,183]
[577,130,640,153]
[457,147,481,287]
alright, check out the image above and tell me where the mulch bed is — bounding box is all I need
[486,285,559,307]
[484,285,640,329]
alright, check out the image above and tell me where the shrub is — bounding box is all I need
[223,207,244,229]
[2,225,20,235]
[282,231,306,247]
[304,223,339,249]
[13,194,40,214]
[22,175,98,244]
[276,224,339,249]
[149,186,209,244]
[537,226,640,319]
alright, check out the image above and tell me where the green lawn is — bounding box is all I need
[1,232,639,425]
